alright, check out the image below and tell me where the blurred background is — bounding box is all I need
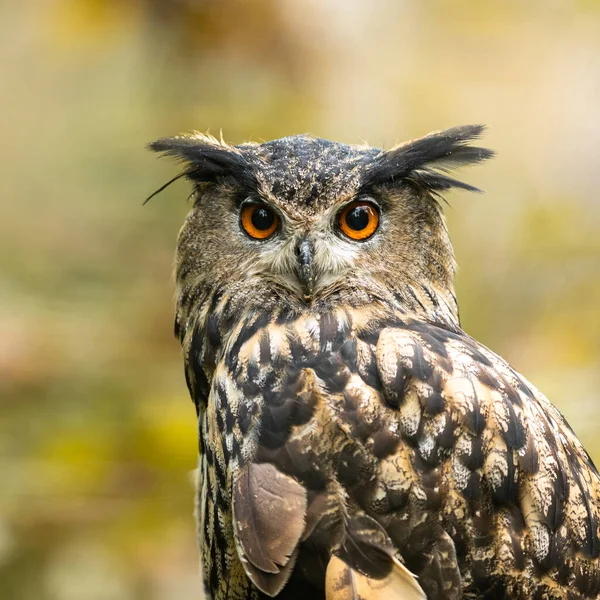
[1,1,600,598]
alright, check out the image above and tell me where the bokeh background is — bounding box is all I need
[2,1,600,598]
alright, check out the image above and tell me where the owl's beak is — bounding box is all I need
[296,239,314,302]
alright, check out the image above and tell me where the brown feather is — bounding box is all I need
[232,462,307,574]
[243,548,300,596]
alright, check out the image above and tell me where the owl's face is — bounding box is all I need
[150,128,491,326]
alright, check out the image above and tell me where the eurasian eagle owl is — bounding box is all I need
[148,125,600,600]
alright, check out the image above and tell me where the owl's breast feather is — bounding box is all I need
[199,308,600,599]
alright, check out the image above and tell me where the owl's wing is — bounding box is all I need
[370,320,600,597]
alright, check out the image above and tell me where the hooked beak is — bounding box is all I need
[296,239,314,302]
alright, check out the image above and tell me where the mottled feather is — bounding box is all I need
[147,126,600,600]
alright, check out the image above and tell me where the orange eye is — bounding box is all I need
[240,204,279,240]
[338,201,380,240]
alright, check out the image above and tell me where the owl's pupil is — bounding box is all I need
[252,207,274,230]
[345,206,369,231]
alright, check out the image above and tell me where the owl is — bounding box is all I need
[148,125,600,600]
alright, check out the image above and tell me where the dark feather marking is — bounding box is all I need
[412,530,462,600]
[275,305,298,325]
[550,529,570,576]
[403,288,427,313]
[246,359,259,384]
[352,414,376,445]
[357,328,381,347]
[383,356,412,409]
[472,504,495,543]
[216,485,229,513]
[363,124,493,191]
[465,344,493,368]
[421,284,439,308]
[189,365,209,415]
[336,515,394,580]
[189,326,210,409]
[421,367,445,414]
[546,462,569,532]
[418,330,450,363]
[202,433,213,465]
[340,339,358,372]
[259,401,296,449]
[462,471,483,506]
[410,343,434,383]
[313,358,349,394]
[238,400,256,435]
[228,312,272,364]
[475,366,503,393]
[224,404,235,433]
[208,538,220,592]
[575,561,600,596]
[535,416,570,532]
[566,449,599,558]
[336,444,373,488]
[501,401,526,450]
[436,416,456,449]
[241,377,261,399]
[465,374,486,435]
[517,434,539,474]
[220,436,232,465]
[215,404,225,432]
[372,428,400,459]
[379,480,410,514]
[258,331,271,365]
[258,374,317,449]
[319,313,347,353]
[148,136,258,192]
[287,333,307,364]
[491,450,518,506]
[423,389,445,414]
[206,314,221,348]
[214,455,227,490]
[461,435,485,471]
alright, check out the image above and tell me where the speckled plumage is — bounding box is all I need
[149,126,600,599]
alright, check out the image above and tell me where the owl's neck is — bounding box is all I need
[178,278,460,365]
[175,277,460,415]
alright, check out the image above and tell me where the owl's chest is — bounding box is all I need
[207,314,380,462]
[199,310,414,526]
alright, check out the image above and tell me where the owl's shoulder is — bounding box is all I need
[368,318,600,594]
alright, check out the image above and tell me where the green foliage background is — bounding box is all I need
[1,1,600,598]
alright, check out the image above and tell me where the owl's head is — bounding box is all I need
[148,126,492,333]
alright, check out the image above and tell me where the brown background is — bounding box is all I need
[1,1,600,598]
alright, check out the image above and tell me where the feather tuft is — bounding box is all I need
[145,133,256,202]
[363,124,494,195]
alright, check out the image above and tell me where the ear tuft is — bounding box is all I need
[364,124,494,195]
[145,133,256,203]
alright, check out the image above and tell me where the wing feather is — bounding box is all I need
[374,321,600,597]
